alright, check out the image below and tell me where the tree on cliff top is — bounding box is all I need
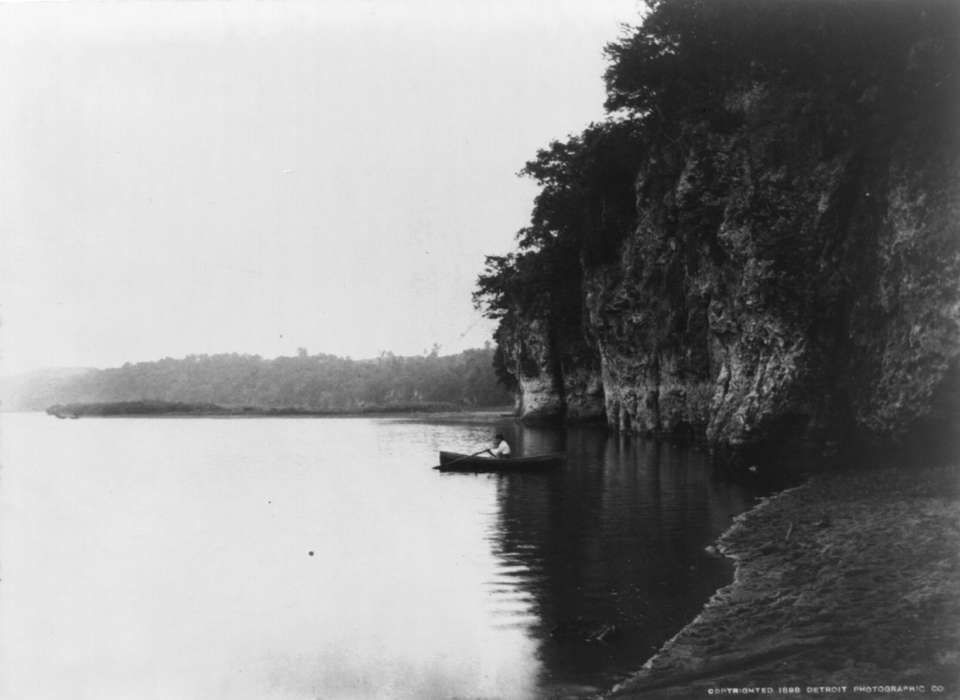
[604,0,958,130]
[475,0,959,321]
[473,120,644,325]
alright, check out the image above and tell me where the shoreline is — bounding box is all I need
[608,463,960,699]
[42,403,514,422]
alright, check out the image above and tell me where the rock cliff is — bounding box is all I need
[486,1,959,468]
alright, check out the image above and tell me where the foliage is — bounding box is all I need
[9,348,513,411]
[604,0,958,128]
[46,401,223,417]
[475,0,958,343]
[474,120,644,326]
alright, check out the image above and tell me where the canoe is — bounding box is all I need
[436,450,564,472]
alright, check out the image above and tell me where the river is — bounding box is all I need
[0,412,755,699]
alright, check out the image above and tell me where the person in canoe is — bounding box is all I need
[483,432,511,458]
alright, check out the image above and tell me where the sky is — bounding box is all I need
[0,0,641,375]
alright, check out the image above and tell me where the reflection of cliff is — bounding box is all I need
[482,1,959,468]
[485,427,754,692]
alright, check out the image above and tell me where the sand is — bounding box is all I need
[607,464,960,699]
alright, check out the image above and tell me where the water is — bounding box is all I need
[0,413,755,699]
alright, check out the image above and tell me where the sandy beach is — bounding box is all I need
[608,463,960,699]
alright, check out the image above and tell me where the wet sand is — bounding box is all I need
[608,464,960,699]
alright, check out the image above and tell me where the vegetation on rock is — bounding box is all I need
[475,0,959,466]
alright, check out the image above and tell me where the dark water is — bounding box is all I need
[0,413,755,699]
[473,423,756,695]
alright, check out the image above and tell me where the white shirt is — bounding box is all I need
[490,440,511,457]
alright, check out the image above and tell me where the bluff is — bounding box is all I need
[481,0,959,468]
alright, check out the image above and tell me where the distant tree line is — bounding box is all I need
[4,347,514,412]
[47,401,225,417]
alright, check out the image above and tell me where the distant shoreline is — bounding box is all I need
[45,401,515,421]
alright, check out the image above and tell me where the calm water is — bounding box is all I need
[0,413,754,699]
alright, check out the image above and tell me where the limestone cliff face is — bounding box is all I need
[497,312,604,423]
[496,316,564,421]
[501,36,959,466]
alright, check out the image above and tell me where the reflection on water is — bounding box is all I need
[478,426,755,695]
[0,414,755,699]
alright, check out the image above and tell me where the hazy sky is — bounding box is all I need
[0,0,640,374]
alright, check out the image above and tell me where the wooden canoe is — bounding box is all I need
[436,450,564,472]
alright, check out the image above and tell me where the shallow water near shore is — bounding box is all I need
[1,413,757,699]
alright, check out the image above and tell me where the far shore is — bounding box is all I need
[43,401,515,422]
